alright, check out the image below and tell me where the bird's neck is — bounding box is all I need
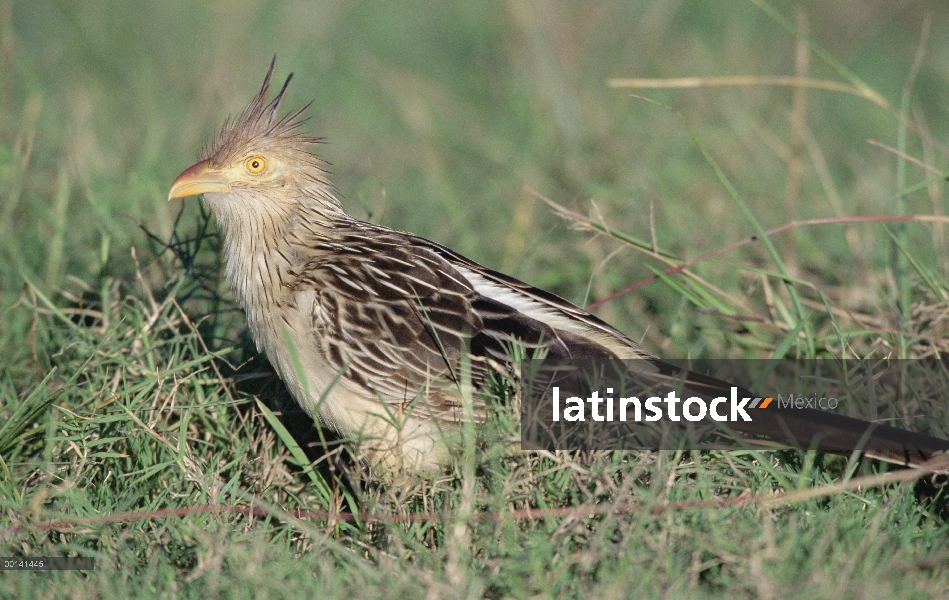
[218,201,289,312]
[202,194,298,327]
[204,189,346,334]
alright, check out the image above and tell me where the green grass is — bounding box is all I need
[3,0,949,597]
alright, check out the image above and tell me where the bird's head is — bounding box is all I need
[168,57,336,213]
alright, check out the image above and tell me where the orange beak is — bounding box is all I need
[168,159,231,200]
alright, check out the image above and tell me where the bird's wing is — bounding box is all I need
[413,234,656,361]
[289,224,627,420]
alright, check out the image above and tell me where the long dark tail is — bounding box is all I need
[652,360,949,468]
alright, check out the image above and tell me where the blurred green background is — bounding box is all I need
[4,2,949,596]
[3,0,949,358]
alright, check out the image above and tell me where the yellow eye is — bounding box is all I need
[245,156,267,174]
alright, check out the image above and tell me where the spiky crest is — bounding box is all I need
[203,56,322,168]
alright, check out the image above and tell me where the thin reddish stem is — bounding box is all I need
[585,214,949,311]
